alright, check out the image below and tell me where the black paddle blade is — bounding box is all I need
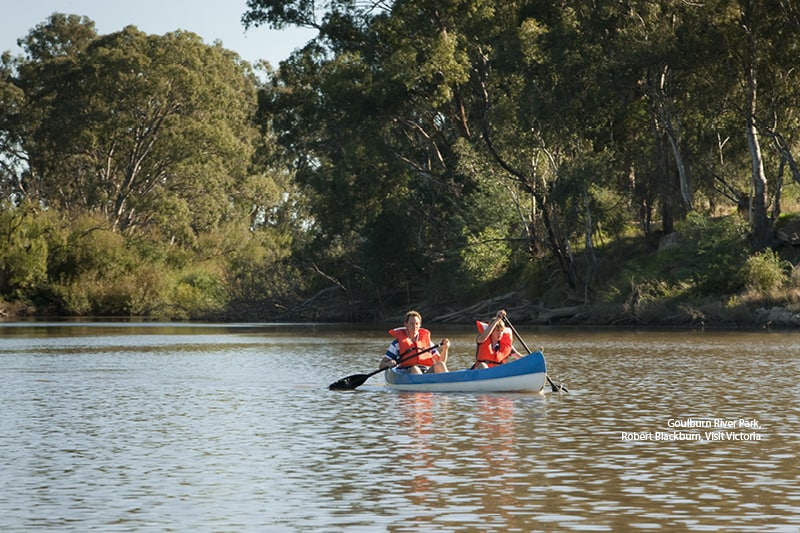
[328,373,369,391]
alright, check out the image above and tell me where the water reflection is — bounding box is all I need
[1,324,798,531]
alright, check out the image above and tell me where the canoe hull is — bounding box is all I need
[385,351,546,393]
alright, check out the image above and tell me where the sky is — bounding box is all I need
[0,0,317,68]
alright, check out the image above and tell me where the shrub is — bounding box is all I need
[0,202,54,298]
[172,269,227,319]
[742,249,791,292]
[671,213,750,295]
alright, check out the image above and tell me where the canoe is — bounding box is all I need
[385,351,547,393]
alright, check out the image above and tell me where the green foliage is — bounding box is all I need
[219,220,300,305]
[5,3,800,320]
[237,0,800,315]
[666,213,751,295]
[459,227,512,290]
[48,239,232,318]
[55,215,131,279]
[589,184,628,239]
[3,16,262,239]
[0,202,54,298]
[0,14,304,319]
[52,279,92,315]
[171,269,227,319]
[741,249,791,292]
[600,214,752,309]
[53,266,169,317]
[0,202,303,318]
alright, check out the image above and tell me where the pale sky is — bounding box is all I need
[0,0,317,68]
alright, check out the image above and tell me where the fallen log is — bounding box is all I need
[431,292,520,323]
[533,305,584,323]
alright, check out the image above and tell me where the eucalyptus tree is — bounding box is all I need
[1,14,98,202]
[245,0,602,298]
[659,0,800,250]
[2,14,262,242]
[247,0,496,301]
[244,0,800,308]
[727,0,800,249]
[591,0,800,252]
[0,55,25,200]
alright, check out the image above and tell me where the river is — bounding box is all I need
[1,322,798,531]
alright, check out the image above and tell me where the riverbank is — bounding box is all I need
[421,294,800,329]
[3,290,799,329]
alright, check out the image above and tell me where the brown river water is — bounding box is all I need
[1,322,798,531]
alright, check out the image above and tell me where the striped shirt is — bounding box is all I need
[384,339,440,362]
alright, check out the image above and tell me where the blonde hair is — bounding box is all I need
[404,310,422,324]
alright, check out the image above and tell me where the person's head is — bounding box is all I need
[491,320,505,341]
[404,310,422,335]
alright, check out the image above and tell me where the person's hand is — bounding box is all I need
[440,338,450,349]
[388,359,397,368]
[496,309,507,319]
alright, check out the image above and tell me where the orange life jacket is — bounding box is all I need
[389,327,437,368]
[475,320,514,367]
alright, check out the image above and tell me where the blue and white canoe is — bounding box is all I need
[385,351,547,393]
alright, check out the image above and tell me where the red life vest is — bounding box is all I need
[389,327,437,368]
[475,320,514,367]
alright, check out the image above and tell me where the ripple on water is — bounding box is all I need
[1,325,799,531]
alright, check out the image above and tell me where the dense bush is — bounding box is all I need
[0,203,299,318]
[742,250,792,292]
[670,213,751,296]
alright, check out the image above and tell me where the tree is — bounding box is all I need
[2,15,262,241]
[244,1,800,305]
[0,14,301,318]
[253,1,486,304]
[733,0,800,249]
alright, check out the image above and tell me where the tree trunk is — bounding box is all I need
[664,121,694,213]
[652,65,694,213]
[581,188,597,303]
[478,78,577,290]
[744,42,772,250]
[653,114,675,235]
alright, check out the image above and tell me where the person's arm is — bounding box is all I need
[475,309,507,344]
[437,338,450,363]
[379,340,400,369]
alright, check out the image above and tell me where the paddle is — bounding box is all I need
[328,343,440,391]
[504,316,569,393]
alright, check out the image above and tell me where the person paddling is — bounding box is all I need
[379,310,449,374]
[473,309,521,370]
